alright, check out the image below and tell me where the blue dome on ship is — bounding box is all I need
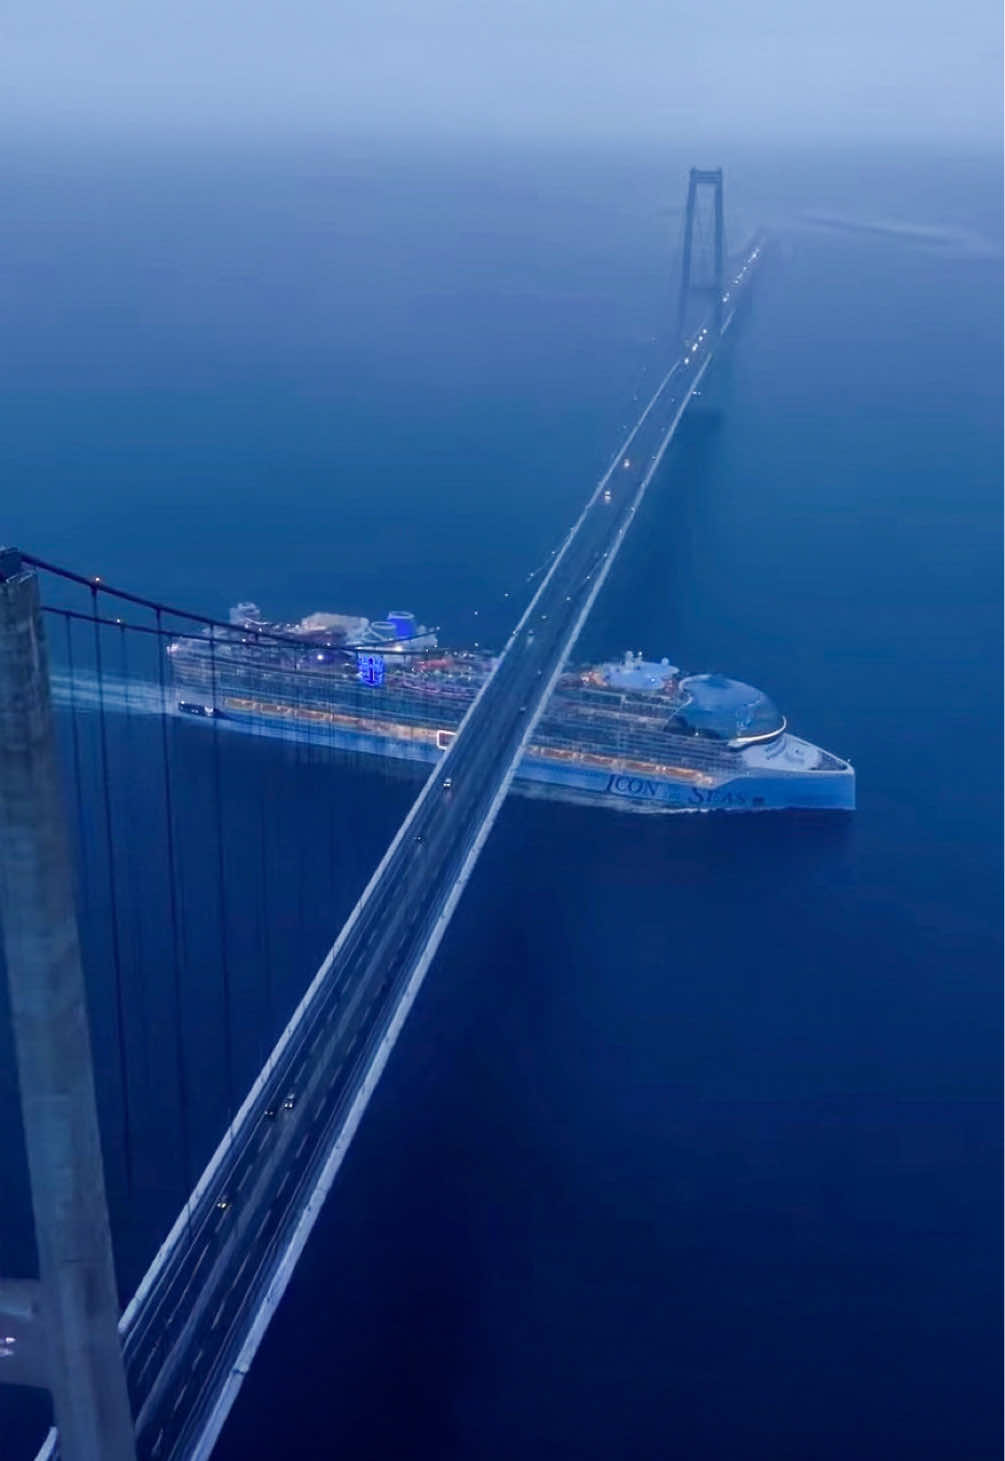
[670,674,785,745]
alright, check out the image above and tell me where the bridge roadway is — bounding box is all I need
[40,242,761,1461]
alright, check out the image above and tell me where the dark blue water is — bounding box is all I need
[1,139,1000,1458]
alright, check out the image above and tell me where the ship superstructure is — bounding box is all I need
[167,603,854,814]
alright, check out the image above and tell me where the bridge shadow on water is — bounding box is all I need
[575,394,726,675]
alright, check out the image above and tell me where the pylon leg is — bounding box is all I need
[0,549,136,1461]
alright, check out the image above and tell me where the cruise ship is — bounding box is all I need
[167,603,854,815]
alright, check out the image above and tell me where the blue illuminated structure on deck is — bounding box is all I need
[357,652,386,687]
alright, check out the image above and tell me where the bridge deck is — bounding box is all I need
[40,241,762,1461]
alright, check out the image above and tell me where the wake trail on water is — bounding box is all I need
[50,671,174,718]
[799,213,1001,260]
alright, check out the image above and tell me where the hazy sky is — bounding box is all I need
[4,0,1001,145]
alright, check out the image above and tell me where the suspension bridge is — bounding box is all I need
[0,171,762,1461]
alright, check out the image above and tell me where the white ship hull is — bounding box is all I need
[178,701,855,815]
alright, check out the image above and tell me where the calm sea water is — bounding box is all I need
[1,138,1000,1458]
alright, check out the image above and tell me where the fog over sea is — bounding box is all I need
[2,138,1000,1459]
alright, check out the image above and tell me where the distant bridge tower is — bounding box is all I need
[677,167,725,344]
